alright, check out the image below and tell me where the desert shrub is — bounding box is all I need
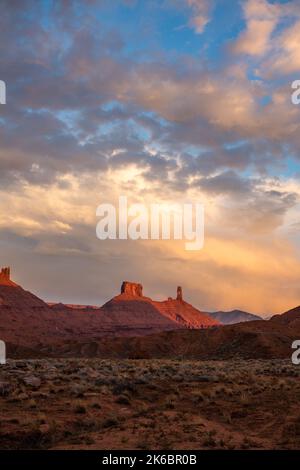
[115,394,131,405]
[74,403,87,414]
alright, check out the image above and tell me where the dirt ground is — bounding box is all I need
[0,358,300,450]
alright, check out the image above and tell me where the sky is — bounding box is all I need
[0,0,300,316]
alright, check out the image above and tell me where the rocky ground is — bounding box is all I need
[0,359,300,450]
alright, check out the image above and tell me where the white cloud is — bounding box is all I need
[266,19,300,75]
[232,0,300,76]
[232,0,283,56]
[186,0,212,34]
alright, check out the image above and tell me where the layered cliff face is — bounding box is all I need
[121,281,143,297]
[152,298,219,328]
[151,285,219,328]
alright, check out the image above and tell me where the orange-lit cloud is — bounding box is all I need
[1,0,300,314]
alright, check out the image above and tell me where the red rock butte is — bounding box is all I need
[121,281,143,297]
[107,281,219,329]
[0,269,219,348]
[1,267,300,360]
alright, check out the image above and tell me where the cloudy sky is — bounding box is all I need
[1,0,300,316]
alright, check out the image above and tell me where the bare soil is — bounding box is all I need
[1,359,300,450]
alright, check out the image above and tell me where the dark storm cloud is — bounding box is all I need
[197,170,253,196]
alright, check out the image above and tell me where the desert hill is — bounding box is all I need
[270,306,300,326]
[0,267,63,347]
[40,316,300,360]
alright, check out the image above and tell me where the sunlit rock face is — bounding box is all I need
[121,281,143,297]
[0,267,17,287]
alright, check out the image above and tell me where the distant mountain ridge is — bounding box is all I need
[208,310,262,325]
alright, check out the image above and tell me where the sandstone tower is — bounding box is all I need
[0,267,10,282]
[176,286,183,301]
